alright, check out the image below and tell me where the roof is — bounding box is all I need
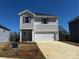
[34,13,53,16]
[0,24,10,31]
[69,16,79,23]
[18,10,35,15]
[18,10,57,17]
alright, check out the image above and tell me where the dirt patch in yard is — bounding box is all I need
[0,42,46,59]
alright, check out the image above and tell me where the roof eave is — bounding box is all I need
[35,15,58,18]
[18,10,35,16]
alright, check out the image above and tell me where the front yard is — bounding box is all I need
[0,42,45,59]
[0,41,79,59]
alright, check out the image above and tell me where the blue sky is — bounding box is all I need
[0,0,79,32]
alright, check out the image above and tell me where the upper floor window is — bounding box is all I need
[41,18,48,24]
[25,17,29,23]
[23,16,31,23]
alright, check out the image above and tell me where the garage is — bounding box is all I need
[35,32,55,41]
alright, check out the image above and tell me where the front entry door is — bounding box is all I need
[22,30,32,41]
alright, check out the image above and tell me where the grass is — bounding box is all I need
[0,42,45,59]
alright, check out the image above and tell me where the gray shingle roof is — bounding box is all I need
[18,10,57,16]
[69,16,79,23]
[34,13,53,16]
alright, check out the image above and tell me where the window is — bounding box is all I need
[23,32,26,36]
[25,19,29,23]
[23,16,30,23]
[25,17,30,23]
[26,17,29,19]
[41,18,48,24]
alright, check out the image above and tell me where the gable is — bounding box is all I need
[18,10,35,16]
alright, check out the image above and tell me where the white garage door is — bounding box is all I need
[35,32,55,41]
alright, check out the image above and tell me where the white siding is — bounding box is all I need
[34,17,58,25]
[34,25,58,32]
[0,28,10,42]
[20,14,34,29]
[34,17,58,32]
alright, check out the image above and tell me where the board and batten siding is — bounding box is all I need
[0,28,10,42]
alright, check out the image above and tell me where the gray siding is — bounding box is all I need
[21,23,33,29]
[69,18,79,42]
[0,28,10,42]
[34,25,58,32]
[20,15,34,29]
[34,17,58,32]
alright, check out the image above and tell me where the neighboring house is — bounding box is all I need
[59,25,69,41]
[0,24,10,42]
[19,10,59,42]
[69,16,79,42]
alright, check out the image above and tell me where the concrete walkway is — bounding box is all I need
[36,41,79,59]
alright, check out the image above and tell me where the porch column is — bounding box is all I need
[32,31,35,42]
[20,30,22,42]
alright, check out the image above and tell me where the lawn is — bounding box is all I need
[0,42,45,59]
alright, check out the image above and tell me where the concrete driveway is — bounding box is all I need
[36,41,79,59]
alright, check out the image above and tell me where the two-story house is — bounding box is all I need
[19,10,59,42]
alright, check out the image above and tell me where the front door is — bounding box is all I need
[22,30,32,41]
